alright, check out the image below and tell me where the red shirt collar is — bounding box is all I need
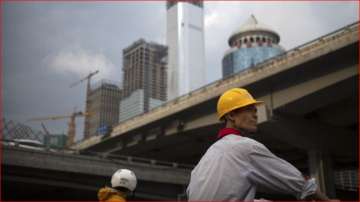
[217,128,242,139]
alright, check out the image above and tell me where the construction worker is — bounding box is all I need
[98,169,137,202]
[187,88,332,201]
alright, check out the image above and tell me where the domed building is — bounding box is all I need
[222,15,285,77]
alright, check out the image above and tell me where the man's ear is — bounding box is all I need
[226,111,235,122]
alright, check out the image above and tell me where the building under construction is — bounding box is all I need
[120,39,167,122]
[85,80,122,138]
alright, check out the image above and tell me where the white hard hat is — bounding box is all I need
[111,169,137,192]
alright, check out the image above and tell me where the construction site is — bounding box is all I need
[2,2,358,201]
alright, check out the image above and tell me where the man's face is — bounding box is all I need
[230,104,258,133]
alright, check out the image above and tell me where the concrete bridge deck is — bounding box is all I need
[2,145,191,200]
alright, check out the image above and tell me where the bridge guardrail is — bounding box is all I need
[1,139,194,170]
[83,150,194,170]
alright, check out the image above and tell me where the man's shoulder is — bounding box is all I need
[226,135,262,146]
[217,135,263,154]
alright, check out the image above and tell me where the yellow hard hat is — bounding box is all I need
[217,88,263,120]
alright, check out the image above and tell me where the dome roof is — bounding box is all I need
[228,15,280,46]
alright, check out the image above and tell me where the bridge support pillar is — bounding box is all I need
[308,150,336,198]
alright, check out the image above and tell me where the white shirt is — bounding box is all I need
[187,134,316,201]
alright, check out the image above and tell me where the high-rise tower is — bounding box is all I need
[166,1,206,100]
[86,80,121,137]
[119,39,167,122]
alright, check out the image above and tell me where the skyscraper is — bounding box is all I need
[166,1,206,100]
[120,39,167,122]
[85,80,121,137]
[222,15,285,77]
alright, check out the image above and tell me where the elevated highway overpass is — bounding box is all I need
[75,22,358,162]
[2,145,191,200]
[73,22,359,199]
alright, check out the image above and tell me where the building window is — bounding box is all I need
[256,37,262,46]
[232,40,237,48]
[237,40,242,48]
[267,38,272,47]
[246,38,252,48]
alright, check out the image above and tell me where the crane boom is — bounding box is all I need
[69,70,99,88]
[28,115,73,122]
[28,111,91,148]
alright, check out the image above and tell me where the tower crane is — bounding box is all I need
[70,70,99,139]
[28,111,90,148]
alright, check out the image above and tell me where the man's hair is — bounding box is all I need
[220,114,229,126]
[221,107,245,124]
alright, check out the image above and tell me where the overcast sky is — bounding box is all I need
[3,1,358,141]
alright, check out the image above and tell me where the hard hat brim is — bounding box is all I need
[218,100,264,120]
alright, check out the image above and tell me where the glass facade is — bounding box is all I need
[222,45,284,77]
[119,89,164,123]
[335,169,358,191]
[119,89,145,123]
[44,134,67,149]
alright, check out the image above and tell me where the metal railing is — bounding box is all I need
[2,139,194,170]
